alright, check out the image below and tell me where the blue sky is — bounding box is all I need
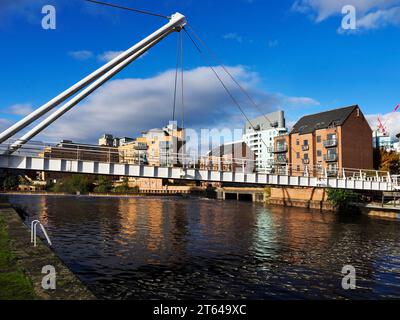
[0,0,400,143]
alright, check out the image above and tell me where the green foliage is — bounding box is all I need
[327,188,360,211]
[112,179,139,194]
[93,176,112,193]
[0,218,36,300]
[52,174,94,194]
[2,175,19,191]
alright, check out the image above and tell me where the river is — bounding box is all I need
[3,194,400,299]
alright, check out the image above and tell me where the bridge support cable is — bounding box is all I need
[0,13,187,146]
[183,27,272,152]
[186,25,277,130]
[185,26,304,172]
[84,0,170,20]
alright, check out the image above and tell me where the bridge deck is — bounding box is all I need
[0,154,396,192]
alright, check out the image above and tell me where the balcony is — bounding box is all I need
[276,156,288,164]
[326,169,339,177]
[273,145,288,153]
[302,145,309,151]
[323,139,337,148]
[302,158,310,165]
[324,153,338,162]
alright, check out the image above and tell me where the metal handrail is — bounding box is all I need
[31,220,52,247]
[323,139,338,147]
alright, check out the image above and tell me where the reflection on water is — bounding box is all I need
[4,194,400,300]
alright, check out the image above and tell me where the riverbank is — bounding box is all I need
[0,209,36,300]
[0,202,95,300]
[2,187,208,198]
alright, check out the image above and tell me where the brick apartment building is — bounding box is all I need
[273,105,373,176]
[40,140,119,163]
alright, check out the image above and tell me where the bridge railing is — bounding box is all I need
[392,175,400,190]
[0,140,393,184]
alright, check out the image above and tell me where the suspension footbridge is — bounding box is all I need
[0,5,398,192]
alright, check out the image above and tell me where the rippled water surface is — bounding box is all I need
[4,194,400,299]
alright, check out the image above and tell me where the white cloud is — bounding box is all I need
[0,118,12,132]
[292,0,400,30]
[7,103,34,116]
[366,111,400,137]
[21,66,319,144]
[97,51,124,62]
[223,33,243,43]
[284,96,320,107]
[68,50,94,61]
[357,6,400,29]
[0,0,51,26]
[97,50,148,62]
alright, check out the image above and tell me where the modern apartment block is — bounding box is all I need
[202,141,255,172]
[136,122,185,166]
[99,134,134,148]
[96,122,185,166]
[243,110,287,172]
[373,130,398,152]
[273,105,373,176]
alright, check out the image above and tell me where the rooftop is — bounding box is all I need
[291,105,359,135]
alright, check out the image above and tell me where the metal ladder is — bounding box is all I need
[31,220,52,247]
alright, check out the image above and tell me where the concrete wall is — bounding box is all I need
[269,187,334,211]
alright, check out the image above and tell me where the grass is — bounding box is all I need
[0,217,36,300]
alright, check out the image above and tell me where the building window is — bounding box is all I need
[304,153,309,160]
[304,140,309,146]
[296,139,300,146]
[317,150,322,157]
[317,136,321,143]
[296,152,300,159]
[328,133,336,139]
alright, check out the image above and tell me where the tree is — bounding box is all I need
[374,148,400,174]
[52,174,94,194]
[112,178,139,194]
[3,175,19,191]
[94,176,112,193]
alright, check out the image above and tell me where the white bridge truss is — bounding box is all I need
[0,141,398,192]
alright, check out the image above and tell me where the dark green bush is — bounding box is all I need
[327,188,360,211]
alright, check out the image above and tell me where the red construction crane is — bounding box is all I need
[377,103,399,135]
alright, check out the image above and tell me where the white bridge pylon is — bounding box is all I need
[0,12,187,151]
